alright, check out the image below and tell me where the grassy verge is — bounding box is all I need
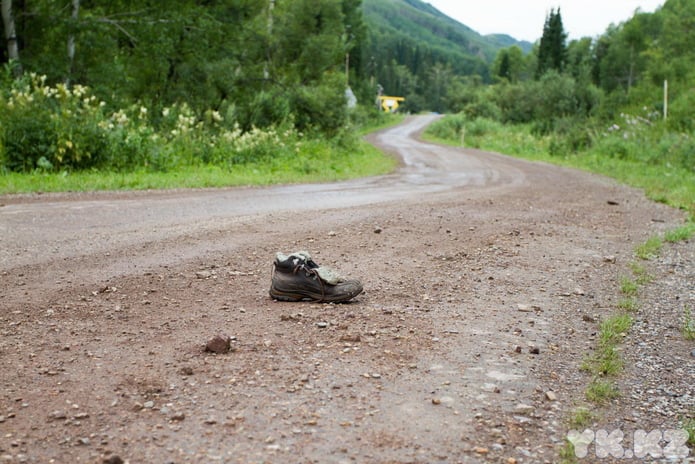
[423,118,695,220]
[0,115,404,194]
[0,139,396,194]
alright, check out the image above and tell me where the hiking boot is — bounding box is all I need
[269,251,363,303]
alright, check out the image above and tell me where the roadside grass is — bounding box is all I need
[683,417,695,448]
[426,115,695,461]
[0,114,404,194]
[423,118,695,221]
[635,236,663,260]
[684,307,695,341]
[665,222,695,242]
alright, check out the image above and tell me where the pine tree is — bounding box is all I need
[536,8,567,78]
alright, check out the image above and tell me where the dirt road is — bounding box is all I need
[1,115,691,463]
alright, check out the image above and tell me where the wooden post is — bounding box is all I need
[663,80,668,121]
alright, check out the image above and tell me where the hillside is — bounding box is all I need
[362,0,532,110]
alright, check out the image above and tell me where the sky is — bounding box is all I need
[427,0,665,42]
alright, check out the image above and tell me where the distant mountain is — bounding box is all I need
[363,0,532,68]
[359,0,533,111]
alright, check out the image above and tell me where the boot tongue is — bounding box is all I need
[315,266,345,285]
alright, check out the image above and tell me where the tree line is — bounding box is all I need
[1,0,693,174]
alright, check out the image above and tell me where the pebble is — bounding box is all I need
[143,401,154,409]
[205,334,231,353]
[545,391,557,401]
[691,349,695,358]
[103,456,124,464]
[48,410,67,421]
[514,403,534,415]
[317,322,328,328]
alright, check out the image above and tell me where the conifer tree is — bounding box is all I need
[536,8,567,78]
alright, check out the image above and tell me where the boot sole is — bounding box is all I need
[269,288,361,303]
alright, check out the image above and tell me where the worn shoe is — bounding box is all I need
[269,251,363,302]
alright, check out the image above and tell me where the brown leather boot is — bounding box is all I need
[269,251,363,302]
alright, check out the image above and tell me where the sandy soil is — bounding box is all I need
[0,115,691,463]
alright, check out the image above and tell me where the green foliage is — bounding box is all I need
[537,8,567,78]
[585,380,619,404]
[684,307,695,341]
[664,223,695,243]
[635,236,663,260]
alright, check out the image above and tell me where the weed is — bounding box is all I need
[586,380,619,404]
[569,407,594,429]
[559,439,579,464]
[684,307,695,341]
[619,276,638,296]
[635,236,663,260]
[599,314,632,345]
[683,417,695,448]
[664,223,695,243]
[628,261,653,285]
[617,298,638,311]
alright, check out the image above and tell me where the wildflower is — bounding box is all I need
[162,107,170,117]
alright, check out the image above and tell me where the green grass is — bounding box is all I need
[665,223,695,242]
[424,117,695,220]
[586,380,620,404]
[635,236,663,260]
[0,137,397,194]
[569,407,594,429]
[619,276,639,297]
[683,417,695,448]
[617,298,638,311]
[684,307,695,341]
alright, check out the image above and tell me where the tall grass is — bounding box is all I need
[425,115,695,219]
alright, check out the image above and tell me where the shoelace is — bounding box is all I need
[292,261,326,301]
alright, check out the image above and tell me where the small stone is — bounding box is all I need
[431,398,441,405]
[691,349,695,358]
[170,412,186,421]
[77,437,90,446]
[545,391,557,401]
[48,410,67,421]
[317,322,328,329]
[603,255,616,263]
[473,447,489,454]
[143,401,154,409]
[0,416,5,423]
[328,230,337,236]
[517,304,532,312]
[514,345,522,353]
[507,458,518,464]
[515,403,534,414]
[529,346,540,355]
[205,334,231,353]
[373,227,382,234]
[339,334,361,343]
[103,456,124,464]
[195,270,212,279]
[179,366,194,376]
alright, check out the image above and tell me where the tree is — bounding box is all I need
[536,8,567,78]
[492,46,525,83]
[1,0,21,74]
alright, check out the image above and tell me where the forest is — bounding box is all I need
[0,0,693,212]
